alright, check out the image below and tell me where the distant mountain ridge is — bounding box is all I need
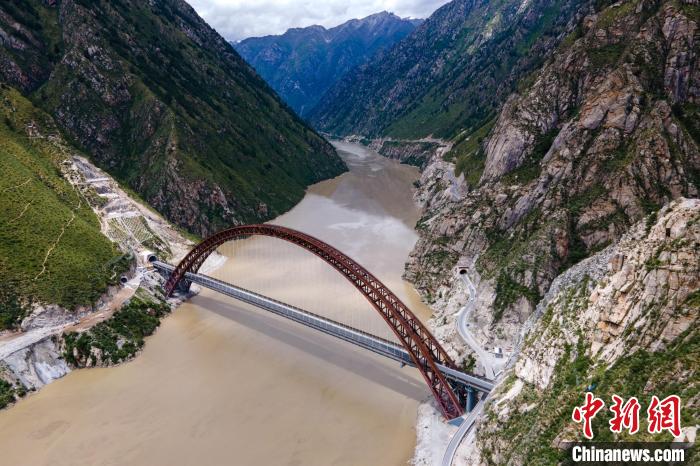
[308,0,588,139]
[233,11,421,116]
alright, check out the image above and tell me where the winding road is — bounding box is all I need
[442,269,503,466]
[456,273,497,380]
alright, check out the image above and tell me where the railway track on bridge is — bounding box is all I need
[153,260,494,396]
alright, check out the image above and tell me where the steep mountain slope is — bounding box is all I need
[0,84,127,327]
[0,0,345,237]
[405,0,698,381]
[471,199,699,464]
[234,12,421,117]
[308,0,590,138]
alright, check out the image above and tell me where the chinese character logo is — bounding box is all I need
[572,392,605,439]
[572,393,683,439]
[609,395,641,435]
[647,395,682,437]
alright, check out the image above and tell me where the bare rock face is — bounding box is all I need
[473,198,699,464]
[2,338,70,391]
[406,0,699,356]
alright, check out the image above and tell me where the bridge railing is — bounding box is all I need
[153,261,494,395]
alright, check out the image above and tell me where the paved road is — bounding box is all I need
[441,270,507,466]
[0,275,140,361]
[441,401,484,466]
[456,273,498,380]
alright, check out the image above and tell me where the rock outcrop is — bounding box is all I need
[406,0,699,358]
[470,198,699,464]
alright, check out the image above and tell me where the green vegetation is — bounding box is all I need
[0,0,345,235]
[234,13,418,116]
[494,271,542,321]
[563,183,608,266]
[503,127,560,184]
[0,379,18,409]
[596,0,640,28]
[461,354,476,372]
[602,143,635,172]
[445,117,496,185]
[477,208,553,322]
[424,249,459,269]
[685,289,700,309]
[0,86,128,314]
[0,287,29,331]
[672,103,700,146]
[63,295,170,367]
[483,327,700,464]
[588,43,627,69]
[310,0,585,140]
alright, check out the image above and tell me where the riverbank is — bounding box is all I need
[0,153,227,407]
[0,141,435,466]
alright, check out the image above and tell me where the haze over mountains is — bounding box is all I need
[233,12,421,116]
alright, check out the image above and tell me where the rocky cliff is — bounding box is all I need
[0,0,346,237]
[234,12,420,117]
[465,198,699,464]
[406,0,699,359]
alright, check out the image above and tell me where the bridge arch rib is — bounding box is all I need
[164,224,464,419]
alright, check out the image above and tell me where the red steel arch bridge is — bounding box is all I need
[155,224,492,419]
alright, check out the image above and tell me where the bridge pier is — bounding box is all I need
[176,279,192,294]
[153,259,192,295]
[152,258,494,419]
[466,386,478,412]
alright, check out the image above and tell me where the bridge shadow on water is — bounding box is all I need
[193,294,429,402]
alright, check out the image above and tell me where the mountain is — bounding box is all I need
[0,85,127,325]
[407,0,699,335]
[0,0,346,237]
[233,12,421,117]
[389,0,698,460]
[308,0,588,138]
[476,199,699,463]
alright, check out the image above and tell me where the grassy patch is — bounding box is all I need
[568,183,606,216]
[596,0,640,29]
[588,43,627,69]
[494,271,542,321]
[446,117,497,185]
[0,86,129,312]
[0,287,29,331]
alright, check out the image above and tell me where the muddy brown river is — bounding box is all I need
[0,142,432,465]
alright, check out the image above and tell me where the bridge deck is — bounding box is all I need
[153,261,493,394]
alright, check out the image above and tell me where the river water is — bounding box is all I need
[0,142,432,465]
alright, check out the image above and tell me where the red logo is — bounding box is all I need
[647,395,682,437]
[609,395,641,434]
[572,392,605,439]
